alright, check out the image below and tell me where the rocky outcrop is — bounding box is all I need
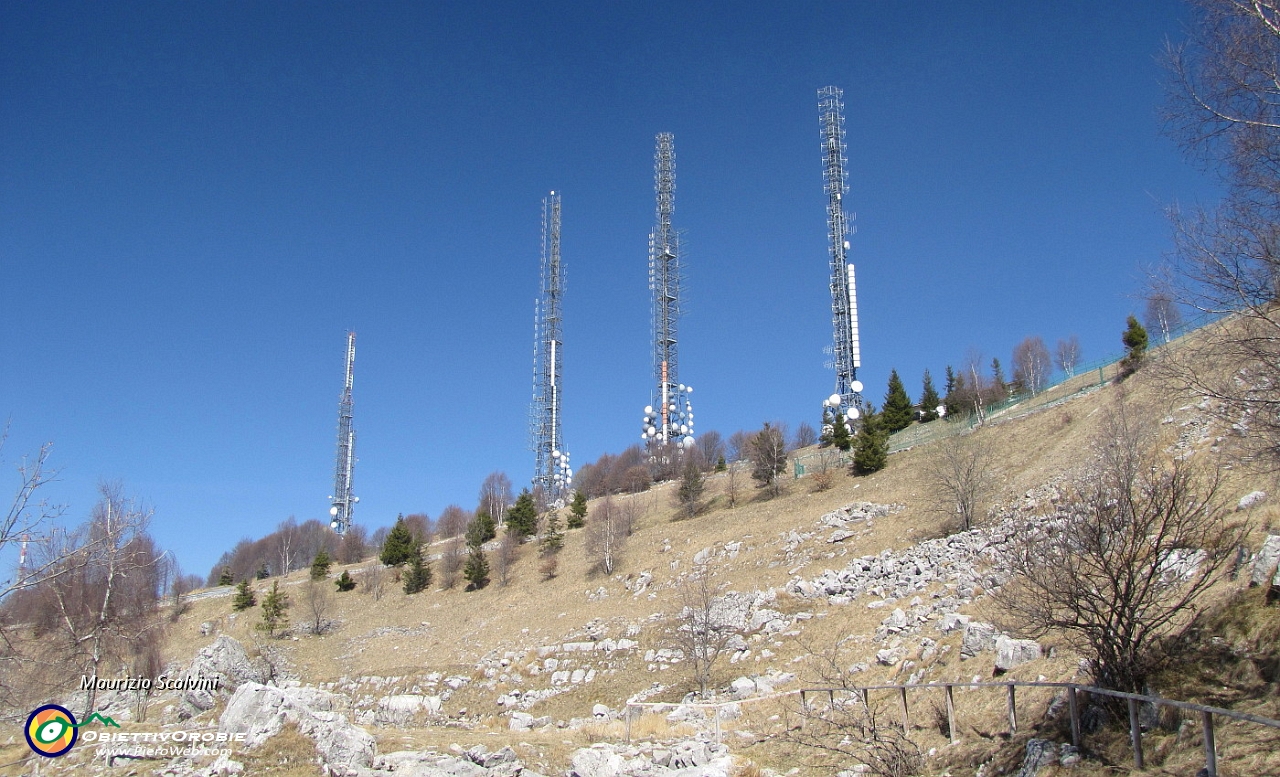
[218,682,375,772]
[1251,534,1280,587]
[994,636,1042,672]
[179,636,269,719]
[568,741,732,777]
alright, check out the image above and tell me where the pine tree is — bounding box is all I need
[567,490,588,529]
[310,549,332,581]
[257,581,289,637]
[881,369,914,433]
[830,412,852,452]
[852,404,889,475]
[919,369,942,422]
[380,516,417,567]
[540,512,564,553]
[991,358,1008,397]
[1121,314,1149,372]
[335,570,356,592]
[403,549,433,594]
[231,579,256,611]
[676,457,704,519]
[255,561,270,580]
[714,454,727,472]
[505,489,538,537]
[218,566,233,586]
[463,546,490,591]
[471,512,497,543]
[943,366,962,418]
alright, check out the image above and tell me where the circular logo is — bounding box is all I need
[25,704,77,757]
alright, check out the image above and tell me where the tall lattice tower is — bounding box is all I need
[817,86,864,422]
[640,133,696,456]
[328,331,358,535]
[531,192,572,503]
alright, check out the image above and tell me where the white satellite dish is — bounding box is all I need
[828,393,842,407]
[644,405,653,415]
[686,385,693,393]
[847,408,861,420]
[850,380,864,393]
[329,506,339,516]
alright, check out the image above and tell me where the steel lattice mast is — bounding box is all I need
[531,192,571,502]
[641,133,695,455]
[818,86,864,419]
[329,331,357,535]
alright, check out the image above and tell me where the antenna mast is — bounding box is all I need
[531,192,571,504]
[641,133,695,461]
[329,331,357,535]
[818,86,864,421]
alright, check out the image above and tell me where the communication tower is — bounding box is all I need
[531,192,572,503]
[640,133,696,457]
[817,86,864,422]
[328,331,358,535]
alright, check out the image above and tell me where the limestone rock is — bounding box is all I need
[180,636,268,718]
[1013,738,1057,777]
[1252,534,1280,587]
[961,622,1000,658]
[994,636,1042,672]
[218,682,375,770]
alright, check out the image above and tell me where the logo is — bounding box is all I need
[24,705,119,757]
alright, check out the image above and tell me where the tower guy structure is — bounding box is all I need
[531,192,572,503]
[817,86,864,421]
[641,133,696,458]
[329,331,358,535]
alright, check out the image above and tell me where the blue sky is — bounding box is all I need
[1,1,1219,578]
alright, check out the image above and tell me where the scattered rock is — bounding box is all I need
[961,623,1000,659]
[1014,739,1057,777]
[1252,535,1280,587]
[218,682,375,771]
[994,636,1042,672]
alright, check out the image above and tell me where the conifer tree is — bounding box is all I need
[943,366,961,418]
[567,490,588,529]
[715,454,727,472]
[463,546,490,590]
[335,570,356,592]
[852,404,889,475]
[255,561,270,580]
[539,512,564,553]
[991,358,1008,397]
[257,581,289,637]
[219,566,233,586]
[310,549,333,580]
[919,369,941,422]
[380,516,417,567]
[830,412,852,452]
[505,489,538,537]
[471,512,497,543]
[1121,314,1149,372]
[676,457,704,519]
[231,579,256,611]
[881,369,914,433]
[402,549,432,594]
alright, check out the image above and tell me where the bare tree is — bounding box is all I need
[925,431,997,532]
[994,401,1245,696]
[478,471,513,523]
[809,448,839,492]
[493,530,519,586]
[300,580,333,635]
[723,462,742,508]
[584,496,626,575]
[670,565,738,697]
[439,537,465,589]
[792,421,818,451]
[1145,290,1183,344]
[1055,335,1082,378]
[749,422,788,497]
[435,505,469,539]
[695,430,725,470]
[361,559,386,601]
[1011,335,1052,395]
[726,430,750,463]
[336,523,368,564]
[402,513,431,545]
[674,458,704,520]
[274,517,300,576]
[781,693,924,777]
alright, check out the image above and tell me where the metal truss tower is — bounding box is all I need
[641,133,695,454]
[531,192,572,503]
[818,86,864,420]
[329,331,358,535]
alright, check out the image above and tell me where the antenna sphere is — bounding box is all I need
[851,381,864,393]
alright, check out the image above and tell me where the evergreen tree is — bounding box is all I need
[852,404,889,475]
[471,512,497,543]
[676,457,705,519]
[335,570,356,592]
[714,454,727,472]
[830,412,852,452]
[505,489,538,537]
[991,358,1008,397]
[540,512,564,553]
[255,561,270,580]
[257,581,289,637]
[943,366,961,418]
[464,545,490,591]
[881,369,914,433]
[1121,314,1149,372]
[380,516,417,567]
[919,369,941,422]
[309,549,333,581]
[567,490,588,529]
[218,566,233,586]
[402,549,433,594]
[231,579,256,611]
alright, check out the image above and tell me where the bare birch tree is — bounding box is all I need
[1055,335,1082,378]
[585,496,626,575]
[1011,335,1052,395]
[925,431,998,532]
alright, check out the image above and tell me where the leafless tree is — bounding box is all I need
[494,530,519,587]
[585,496,626,575]
[439,536,465,589]
[792,421,818,451]
[925,431,998,532]
[723,462,742,508]
[1161,0,1280,466]
[401,513,431,546]
[0,435,65,597]
[1145,290,1183,344]
[749,422,788,497]
[130,628,163,722]
[170,572,203,621]
[300,580,333,635]
[336,523,368,564]
[478,472,513,525]
[809,449,839,492]
[1011,335,1052,395]
[435,505,469,539]
[274,516,300,576]
[994,401,1245,696]
[1055,335,1082,377]
[781,692,924,777]
[670,565,738,697]
[361,559,386,601]
[726,430,750,463]
[695,430,725,470]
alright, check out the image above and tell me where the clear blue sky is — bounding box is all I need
[1,1,1219,578]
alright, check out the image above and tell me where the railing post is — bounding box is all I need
[799,691,808,730]
[1202,710,1217,777]
[1007,684,1017,733]
[900,686,909,734]
[1068,687,1081,748]
[1127,697,1144,769]
[625,704,632,744]
[945,685,957,745]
